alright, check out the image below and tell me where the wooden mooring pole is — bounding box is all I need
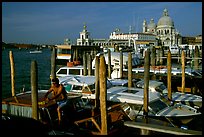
[83,52,87,76]
[194,46,199,70]
[88,54,92,76]
[181,50,185,93]
[167,50,172,100]
[9,51,15,97]
[95,55,100,109]
[128,52,132,88]
[151,46,156,80]
[108,49,111,79]
[51,47,56,80]
[99,55,108,135]
[120,51,123,78]
[142,48,151,135]
[143,49,150,118]
[31,60,39,120]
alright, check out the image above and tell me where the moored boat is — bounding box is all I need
[106,86,201,126]
[29,50,42,54]
[134,79,202,110]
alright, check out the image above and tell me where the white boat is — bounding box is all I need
[58,75,112,99]
[106,86,201,125]
[55,65,85,78]
[2,89,91,125]
[169,44,180,55]
[55,44,72,61]
[92,51,141,70]
[54,63,97,79]
[58,75,136,99]
[29,50,42,54]
[111,66,202,79]
[134,79,202,110]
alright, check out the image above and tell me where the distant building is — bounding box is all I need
[109,31,157,46]
[142,8,182,50]
[77,23,93,46]
[75,9,201,52]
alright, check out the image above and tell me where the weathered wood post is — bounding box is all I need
[167,50,172,100]
[75,49,79,61]
[95,56,100,109]
[83,52,87,76]
[143,48,150,118]
[151,46,156,80]
[151,46,156,67]
[159,46,164,65]
[108,49,111,79]
[51,47,56,80]
[181,50,185,93]
[128,52,132,88]
[141,48,151,135]
[177,49,181,63]
[194,46,199,70]
[156,48,160,65]
[88,54,92,76]
[9,51,15,97]
[72,49,76,62]
[120,51,123,79]
[31,60,39,120]
[99,55,108,135]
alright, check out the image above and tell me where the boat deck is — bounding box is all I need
[2,92,55,108]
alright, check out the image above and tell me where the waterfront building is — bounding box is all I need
[109,30,157,47]
[77,23,93,46]
[143,8,182,50]
[73,8,201,53]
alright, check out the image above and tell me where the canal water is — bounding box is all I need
[2,48,202,98]
[2,48,53,98]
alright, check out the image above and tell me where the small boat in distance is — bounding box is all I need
[29,50,42,54]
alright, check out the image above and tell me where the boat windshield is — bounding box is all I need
[149,99,168,114]
[83,84,95,93]
[73,85,83,90]
[155,84,167,94]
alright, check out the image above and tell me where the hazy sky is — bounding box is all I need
[2,2,202,45]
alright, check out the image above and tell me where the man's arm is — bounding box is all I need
[49,85,63,100]
[44,88,52,99]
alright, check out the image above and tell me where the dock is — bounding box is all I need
[124,121,202,135]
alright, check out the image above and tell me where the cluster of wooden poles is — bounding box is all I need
[8,45,201,135]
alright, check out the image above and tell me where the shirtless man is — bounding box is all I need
[44,77,68,125]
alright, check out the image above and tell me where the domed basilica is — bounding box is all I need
[143,8,182,49]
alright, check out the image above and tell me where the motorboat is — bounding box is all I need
[106,86,201,126]
[29,50,42,54]
[54,63,96,79]
[55,65,85,78]
[58,75,133,93]
[92,51,141,70]
[134,79,202,110]
[2,89,93,131]
[58,75,113,100]
[111,66,201,79]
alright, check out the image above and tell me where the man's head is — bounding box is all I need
[52,78,59,85]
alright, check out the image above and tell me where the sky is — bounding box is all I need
[2,2,202,45]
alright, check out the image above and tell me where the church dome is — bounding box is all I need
[157,8,174,27]
[148,18,156,29]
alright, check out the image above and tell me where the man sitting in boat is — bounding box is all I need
[44,78,68,125]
